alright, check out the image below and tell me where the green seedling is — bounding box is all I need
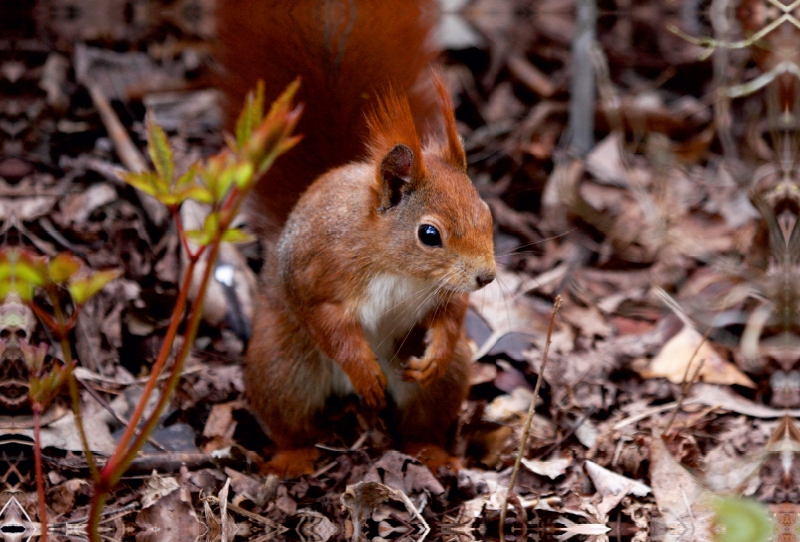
[83,80,301,541]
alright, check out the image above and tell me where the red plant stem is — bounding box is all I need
[33,404,48,542]
[86,258,197,541]
[115,238,222,476]
[171,206,200,260]
[87,234,217,540]
[30,305,59,331]
[68,369,98,479]
[46,288,98,480]
[102,255,198,474]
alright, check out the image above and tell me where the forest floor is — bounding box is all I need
[0,1,796,541]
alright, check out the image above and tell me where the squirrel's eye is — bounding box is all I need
[418,224,442,247]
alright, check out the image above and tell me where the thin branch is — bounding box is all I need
[499,295,562,542]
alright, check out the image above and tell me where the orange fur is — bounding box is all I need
[367,89,426,182]
[215,0,439,233]
[433,74,467,170]
[219,1,497,476]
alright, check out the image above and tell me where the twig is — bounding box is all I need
[86,83,146,173]
[44,451,216,475]
[86,82,168,225]
[76,375,168,452]
[507,54,555,98]
[664,357,707,436]
[710,0,740,165]
[499,295,562,542]
[654,287,717,435]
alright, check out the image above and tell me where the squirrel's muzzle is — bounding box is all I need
[476,272,495,288]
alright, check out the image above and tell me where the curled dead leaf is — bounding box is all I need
[638,325,755,388]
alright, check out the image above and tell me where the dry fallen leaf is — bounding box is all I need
[457,469,540,517]
[57,183,117,225]
[204,403,237,438]
[554,518,611,541]
[24,408,117,454]
[341,481,429,542]
[363,450,444,499]
[585,460,651,497]
[649,436,714,542]
[561,304,613,339]
[469,268,547,357]
[135,486,204,542]
[638,324,755,388]
[689,383,800,418]
[140,473,180,509]
[46,479,88,515]
[294,509,338,542]
[521,457,571,479]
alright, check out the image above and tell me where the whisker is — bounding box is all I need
[390,272,458,365]
[493,229,576,258]
[375,274,444,319]
[495,274,518,335]
[372,270,456,353]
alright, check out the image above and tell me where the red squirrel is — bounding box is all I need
[216,0,496,476]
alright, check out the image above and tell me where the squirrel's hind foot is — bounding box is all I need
[259,448,322,478]
[402,442,462,475]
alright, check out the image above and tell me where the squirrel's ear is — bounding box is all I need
[379,144,414,210]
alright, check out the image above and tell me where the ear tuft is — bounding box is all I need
[367,87,425,180]
[432,72,467,170]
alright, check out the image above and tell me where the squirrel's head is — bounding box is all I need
[367,74,495,292]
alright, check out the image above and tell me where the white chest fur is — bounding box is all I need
[358,273,438,359]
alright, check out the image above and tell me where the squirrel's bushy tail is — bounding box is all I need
[215,0,440,235]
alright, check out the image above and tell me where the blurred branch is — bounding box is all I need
[567,0,597,157]
[711,0,740,165]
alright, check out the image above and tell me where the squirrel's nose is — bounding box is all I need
[476,272,495,288]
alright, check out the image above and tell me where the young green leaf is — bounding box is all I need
[181,186,215,205]
[30,361,71,409]
[49,253,83,284]
[13,251,48,288]
[215,163,238,202]
[184,229,214,247]
[220,228,255,244]
[235,80,265,151]
[232,162,254,189]
[68,269,123,306]
[146,113,174,187]
[118,171,162,198]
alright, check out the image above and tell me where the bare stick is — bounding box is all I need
[654,287,718,435]
[664,354,706,436]
[499,295,562,542]
[567,0,597,156]
[710,0,740,164]
[86,82,167,225]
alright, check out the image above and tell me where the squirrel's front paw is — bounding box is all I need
[403,355,445,386]
[346,359,387,408]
